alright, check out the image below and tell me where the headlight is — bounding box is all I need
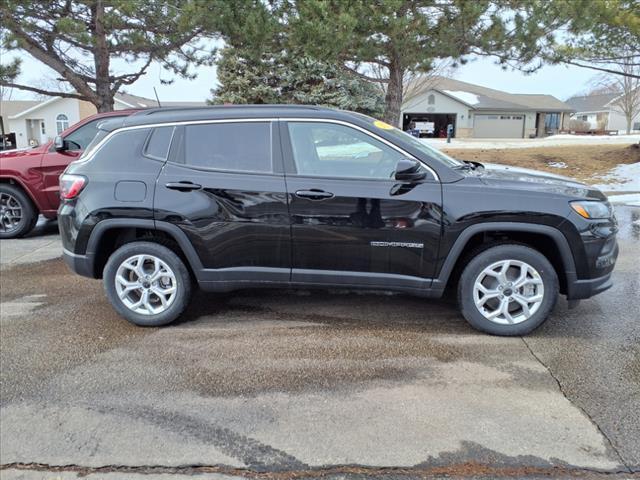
[570,200,611,219]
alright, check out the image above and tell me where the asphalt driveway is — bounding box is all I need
[0,208,638,479]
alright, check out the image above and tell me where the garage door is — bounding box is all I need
[474,114,524,138]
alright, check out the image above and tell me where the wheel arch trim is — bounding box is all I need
[85,219,204,277]
[0,176,40,211]
[433,222,577,292]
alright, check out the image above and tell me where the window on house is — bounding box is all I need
[427,94,435,105]
[545,113,560,130]
[56,114,69,134]
[633,122,640,131]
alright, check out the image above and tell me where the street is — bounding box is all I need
[1,207,639,479]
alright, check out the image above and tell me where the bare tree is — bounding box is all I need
[366,59,455,108]
[402,61,456,107]
[594,53,640,135]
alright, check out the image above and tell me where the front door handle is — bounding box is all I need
[165,181,202,192]
[295,189,334,200]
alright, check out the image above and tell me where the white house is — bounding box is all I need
[1,93,205,149]
[401,77,575,138]
[565,92,640,133]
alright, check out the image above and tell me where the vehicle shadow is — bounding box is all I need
[23,216,59,238]
[175,287,473,336]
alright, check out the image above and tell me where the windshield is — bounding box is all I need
[348,112,464,168]
[381,125,463,167]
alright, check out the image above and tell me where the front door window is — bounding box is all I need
[287,122,405,180]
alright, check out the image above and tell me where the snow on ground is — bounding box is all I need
[608,193,640,207]
[422,134,640,150]
[592,162,640,192]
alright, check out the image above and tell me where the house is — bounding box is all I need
[565,92,640,133]
[1,93,206,149]
[401,77,575,138]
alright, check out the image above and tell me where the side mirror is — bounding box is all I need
[394,158,426,182]
[54,136,66,151]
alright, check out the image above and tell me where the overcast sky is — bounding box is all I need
[5,51,598,103]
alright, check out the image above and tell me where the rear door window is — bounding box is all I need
[184,122,272,173]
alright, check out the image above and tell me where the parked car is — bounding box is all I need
[0,109,137,238]
[58,106,618,335]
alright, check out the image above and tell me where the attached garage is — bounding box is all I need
[474,114,525,138]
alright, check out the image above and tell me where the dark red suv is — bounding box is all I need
[0,109,137,238]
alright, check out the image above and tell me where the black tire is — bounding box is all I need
[0,184,38,239]
[458,244,558,336]
[103,241,192,326]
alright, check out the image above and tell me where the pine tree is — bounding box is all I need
[210,46,384,117]
[0,0,260,111]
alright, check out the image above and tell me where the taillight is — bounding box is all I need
[60,174,87,200]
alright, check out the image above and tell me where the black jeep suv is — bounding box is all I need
[58,106,618,335]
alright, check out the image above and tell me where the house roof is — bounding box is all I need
[1,100,41,119]
[405,76,575,112]
[565,92,620,113]
[3,93,207,119]
[114,92,207,109]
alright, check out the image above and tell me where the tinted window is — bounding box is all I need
[145,126,174,160]
[91,129,150,163]
[64,116,125,151]
[184,122,272,172]
[78,128,109,161]
[287,122,405,179]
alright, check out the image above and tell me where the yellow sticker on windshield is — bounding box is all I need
[374,120,394,130]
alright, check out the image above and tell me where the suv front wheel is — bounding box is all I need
[458,244,558,336]
[103,242,192,326]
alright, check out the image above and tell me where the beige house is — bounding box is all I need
[401,77,575,139]
[566,92,640,133]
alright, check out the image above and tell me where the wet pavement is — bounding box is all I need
[0,207,638,479]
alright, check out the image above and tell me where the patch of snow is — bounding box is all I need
[442,90,480,105]
[591,163,640,192]
[547,161,567,169]
[608,193,640,207]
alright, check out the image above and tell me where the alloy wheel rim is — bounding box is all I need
[0,192,24,233]
[115,254,177,315]
[472,259,544,325]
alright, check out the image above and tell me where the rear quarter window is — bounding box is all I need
[183,122,272,173]
[89,129,150,164]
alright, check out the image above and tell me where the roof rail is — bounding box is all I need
[131,104,325,117]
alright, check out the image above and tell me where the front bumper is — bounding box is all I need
[566,236,618,300]
[62,248,95,278]
[567,271,614,300]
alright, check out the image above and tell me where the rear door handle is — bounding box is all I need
[165,181,202,192]
[295,189,334,200]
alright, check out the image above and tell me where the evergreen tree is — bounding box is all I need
[210,46,384,117]
[0,0,262,111]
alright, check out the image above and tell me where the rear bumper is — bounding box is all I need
[62,248,95,278]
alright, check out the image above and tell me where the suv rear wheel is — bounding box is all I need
[103,241,192,326]
[0,184,38,239]
[458,244,558,336]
